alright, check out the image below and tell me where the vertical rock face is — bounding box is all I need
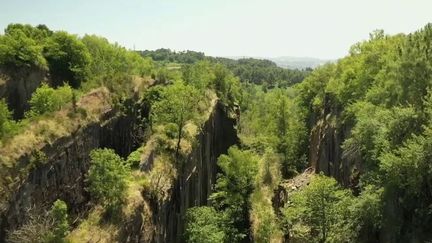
[144,102,238,243]
[308,99,361,187]
[0,109,144,242]
[0,66,47,119]
[0,98,237,242]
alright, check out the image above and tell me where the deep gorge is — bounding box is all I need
[1,21,432,243]
[0,95,238,242]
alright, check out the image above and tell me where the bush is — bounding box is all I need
[210,147,259,241]
[0,99,18,139]
[282,174,355,242]
[0,26,47,68]
[126,147,143,168]
[49,199,69,242]
[44,31,91,88]
[185,206,226,243]
[87,148,129,211]
[27,84,73,117]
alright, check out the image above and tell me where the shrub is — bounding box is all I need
[185,206,226,243]
[6,199,69,243]
[282,174,355,242]
[210,147,259,241]
[43,31,91,88]
[0,26,47,68]
[27,84,73,117]
[87,148,129,211]
[50,199,69,242]
[0,99,18,139]
[126,147,143,168]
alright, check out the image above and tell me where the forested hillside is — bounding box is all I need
[139,49,310,88]
[184,24,432,243]
[1,22,432,243]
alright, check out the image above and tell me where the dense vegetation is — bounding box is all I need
[290,25,432,242]
[0,23,153,140]
[3,21,432,243]
[87,149,130,212]
[140,48,310,88]
[185,24,432,243]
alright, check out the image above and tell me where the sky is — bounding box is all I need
[1,0,431,60]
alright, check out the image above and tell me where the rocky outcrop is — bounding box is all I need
[142,102,238,243]
[0,104,147,242]
[0,88,237,243]
[308,98,361,188]
[0,66,47,119]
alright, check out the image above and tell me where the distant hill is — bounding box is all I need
[139,49,311,87]
[269,56,331,69]
[227,56,332,69]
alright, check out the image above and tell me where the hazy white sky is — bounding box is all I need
[1,0,431,59]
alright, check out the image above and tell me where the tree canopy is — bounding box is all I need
[87,148,130,211]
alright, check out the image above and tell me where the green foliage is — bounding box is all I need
[349,185,383,242]
[211,146,259,241]
[87,148,129,211]
[82,35,153,85]
[140,48,205,64]
[240,87,308,176]
[139,48,309,88]
[0,99,18,139]
[0,24,47,68]
[0,23,154,93]
[6,199,70,243]
[211,64,241,107]
[126,147,143,168]
[296,63,335,113]
[283,175,355,242]
[185,206,226,243]
[187,147,259,242]
[49,199,69,242]
[5,23,53,41]
[377,126,432,239]
[250,188,281,243]
[291,24,432,240]
[253,208,278,243]
[181,61,241,108]
[215,57,310,88]
[151,81,201,160]
[27,84,73,117]
[182,61,215,90]
[44,31,91,88]
[343,101,422,169]
[0,99,11,138]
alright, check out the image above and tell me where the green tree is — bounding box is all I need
[211,64,241,107]
[151,81,200,161]
[0,26,47,68]
[211,146,259,241]
[44,31,91,88]
[283,175,354,243]
[82,34,153,85]
[378,125,432,240]
[240,87,307,176]
[49,199,69,242]
[185,206,226,243]
[27,84,73,117]
[182,61,215,90]
[87,148,129,211]
[5,23,52,41]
